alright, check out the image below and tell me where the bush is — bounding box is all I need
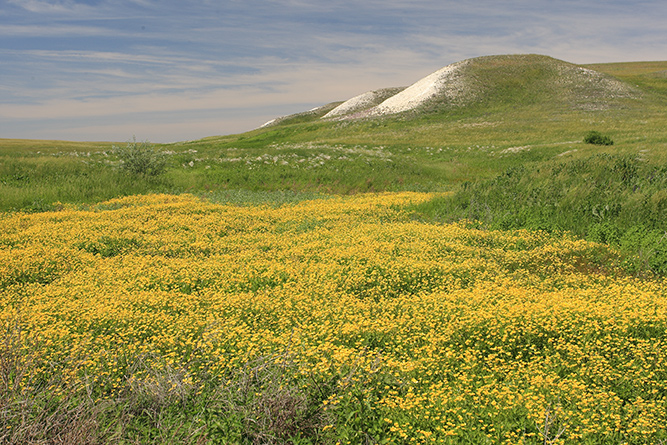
[113,138,167,176]
[584,131,614,146]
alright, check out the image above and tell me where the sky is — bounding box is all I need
[1,0,667,143]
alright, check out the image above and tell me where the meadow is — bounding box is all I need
[2,192,666,444]
[1,56,667,443]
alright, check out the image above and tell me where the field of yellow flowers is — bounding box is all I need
[1,192,666,444]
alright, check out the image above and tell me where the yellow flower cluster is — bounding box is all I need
[1,192,666,443]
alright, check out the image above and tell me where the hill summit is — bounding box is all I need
[327,54,640,119]
[262,54,642,127]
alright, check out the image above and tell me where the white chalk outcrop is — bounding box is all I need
[321,59,474,120]
[323,87,406,119]
[259,118,277,128]
[323,91,383,118]
[368,60,472,116]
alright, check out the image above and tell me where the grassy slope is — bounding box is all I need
[585,60,667,96]
[3,57,666,200]
[2,55,667,272]
[407,57,667,274]
[175,57,667,277]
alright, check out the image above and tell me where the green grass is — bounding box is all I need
[0,148,172,212]
[584,60,667,97]
[409,152,667,275]
[2,54,667,273]
[3,56,667,206]
[3,54,667,443]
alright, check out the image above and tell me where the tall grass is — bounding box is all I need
[0,156,172,212]
[411,153,667,275]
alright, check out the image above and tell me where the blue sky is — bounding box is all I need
[2,0,667,142]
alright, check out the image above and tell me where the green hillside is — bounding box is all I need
[584,60,667,97]
[2,54,667,273]
[4,54,667,443]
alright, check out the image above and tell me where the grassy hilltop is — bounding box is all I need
[2,54,667,444]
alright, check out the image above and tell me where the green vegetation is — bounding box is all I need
[113,137,167,176]
[2,55,667,276]
[410,152,667,275]
[584,130,614,145]
[2,54,667,443]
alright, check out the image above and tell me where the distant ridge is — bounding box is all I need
[258,102,341,128]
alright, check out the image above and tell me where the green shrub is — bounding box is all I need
[584,131,614,146]
[113,138,167,176]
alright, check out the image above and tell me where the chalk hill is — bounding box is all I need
[262,54,643,127]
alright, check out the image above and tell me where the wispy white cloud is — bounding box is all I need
[7,0,95,14]
[0,23,113,36]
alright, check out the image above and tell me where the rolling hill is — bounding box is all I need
[262,54,648,127]
[2,54,667,273]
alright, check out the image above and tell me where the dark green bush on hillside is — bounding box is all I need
[584,131,614,146]
[113,138,167,176]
